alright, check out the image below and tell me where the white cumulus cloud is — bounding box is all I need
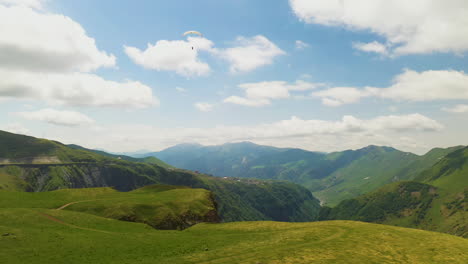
[0,5,116,73]
[45,113,443,155]
[176,87,187,93]
[0,0,46,9]
[313,69,468,106]
[15,108,95,127]
[442,104,468,113]
[194,102,214,112]
[219,35,285,73]
[289,0,468,56]
[0,69,158,108]
[224,80,319,107]
[295,40,310,50]
[313,87,376,106]
[1,123,30,135]
[125,37,214,77]
[223,96,271,107]
[353,41,388,55]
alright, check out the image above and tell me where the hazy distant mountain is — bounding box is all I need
[147,142,463,206]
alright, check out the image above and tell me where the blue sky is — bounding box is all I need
[1,0,467,154]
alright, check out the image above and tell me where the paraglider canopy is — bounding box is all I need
[183,31,203,50]
[183,31,203,37]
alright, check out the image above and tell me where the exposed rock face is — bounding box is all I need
[151,196,221,230]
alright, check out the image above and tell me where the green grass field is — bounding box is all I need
[0,185,218,230]
[0,208,467,264]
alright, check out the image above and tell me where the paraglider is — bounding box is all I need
[183,31,203,37]
[183,31,203,50]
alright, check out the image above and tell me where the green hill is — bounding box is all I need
[0,130,320,222]
[319,147,468,237]
[0,209,466,264]
[0,185,218,230]
[67,144,174,169]
[149,142,463,206]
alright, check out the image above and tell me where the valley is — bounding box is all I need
[0,130,466,263]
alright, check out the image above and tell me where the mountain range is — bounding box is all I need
[0,130,320,222]
[1,130,467,263]
[1,130,466,237]
[142,142,463,206]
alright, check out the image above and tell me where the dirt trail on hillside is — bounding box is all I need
[37,212,113,234]
[56,200,97,210]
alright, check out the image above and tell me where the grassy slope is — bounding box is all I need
[0,185,218,230]
[0,130,320,222]
[0,163,320,222]
[320,147,468,237]
[312,148,419,205]
[0,209,467,264]
[414,147,468,236]
[394,146,464,181]
[67,144,174,169]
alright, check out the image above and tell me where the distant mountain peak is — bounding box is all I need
[360,145,397,152]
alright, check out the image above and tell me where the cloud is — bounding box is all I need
[44,113,443,155]
[0,0,46,9]
[1,123,29,135]
[0,3,159,110]
[126,35,284,75]
[442,104,468,113]
[378,70,468,101]
[0,5,116,73]
[15,108,95,127]
[223,96,271,107]
[0,69,158,108]
[295,40,310,50]
[176,87,187,93]
[300,73,312,79]
[313,69,468,106]
[194,102,214,112]
[224,80,319,107]
[219,35,285,73]
[313,87,376,106]
[353,41,388,55]
[125,37,213,77]
[289,0,468,56]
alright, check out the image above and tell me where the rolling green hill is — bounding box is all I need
[0,130,320,222]
[0,208,466,264]
[0,185,218,230]
[319,147,468,237]
[148,142,463,206]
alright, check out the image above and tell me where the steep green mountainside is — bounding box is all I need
[68,144,173,168]
[1,209,467,264]
[0,185,218,230]
[0,130,104,163]
[0,130,320,222]
[149,142,462,206]
[319,147,468,237]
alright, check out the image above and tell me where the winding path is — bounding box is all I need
[37,212,113,234]
[56,200,96,210]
